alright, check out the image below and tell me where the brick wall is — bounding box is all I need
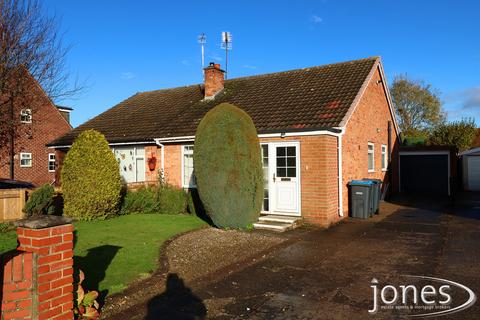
[1,251,34,319]
[163,144,182,187]
[259,135,339,226]
[0,74,72,186]
[122,137,339,227]
[144,146,161,183]
[342,66,400,213]
[1,217,74,320]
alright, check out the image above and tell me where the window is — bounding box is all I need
[20,153,32,167]
[381,145,388,171]
[261,144,269,211]
[20,109,32,123]
[368,143,374,172]
[48,153,56,172]
[182,145,196,188]
[276,146,297,177]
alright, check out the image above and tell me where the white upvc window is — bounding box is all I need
[368,143,375,172]
[381,145,388,171]
[48,153,56,172]
[20,153,32,167]
[20,109,32,123]
[182,145,196,188]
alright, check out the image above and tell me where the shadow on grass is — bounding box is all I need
[145,273,206,320]
[73,242,121,305]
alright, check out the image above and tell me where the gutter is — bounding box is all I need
[152,128,342,144]
[47,141,154,149]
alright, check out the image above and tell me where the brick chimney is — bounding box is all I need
[204,62,225,99]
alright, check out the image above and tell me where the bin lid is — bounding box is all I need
[362,178,382,184]
[349,180,374,186]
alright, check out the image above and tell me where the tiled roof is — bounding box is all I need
[49,57,378,146]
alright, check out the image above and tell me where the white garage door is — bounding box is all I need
[468,157,480,191]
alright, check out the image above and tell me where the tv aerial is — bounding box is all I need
[198,33,207,79]
[221,31,232,79]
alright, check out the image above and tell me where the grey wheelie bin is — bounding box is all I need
[363,178,382,214]
[348,180,374,219]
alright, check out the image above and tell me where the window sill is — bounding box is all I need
[368,170,375,173]
[381,169,388,172]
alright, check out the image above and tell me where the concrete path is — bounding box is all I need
[116,194,480,319]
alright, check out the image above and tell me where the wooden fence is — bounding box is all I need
[0,188,27,222]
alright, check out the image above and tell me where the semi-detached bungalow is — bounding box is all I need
[48,57,400,227]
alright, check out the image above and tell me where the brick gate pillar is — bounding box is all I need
[2,216,75,320]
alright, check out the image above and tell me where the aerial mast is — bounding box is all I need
[221,31,232,79]
[198,33,206,79]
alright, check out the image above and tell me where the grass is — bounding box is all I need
[0,214,206,296]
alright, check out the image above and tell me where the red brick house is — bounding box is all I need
[49,57,400,227]
[0,72,73,186]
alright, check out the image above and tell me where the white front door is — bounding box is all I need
[270,142,300,216]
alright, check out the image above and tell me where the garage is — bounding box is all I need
[399,150,451,195]
[460,147,480,191]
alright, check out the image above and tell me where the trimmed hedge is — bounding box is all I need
[194,103,263,228]
[23,184,55,217]
[121,184,188,215]
[61,130,122,220]
[158,185,187,214]
[121,186,160,214]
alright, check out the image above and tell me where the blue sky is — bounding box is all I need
[43,0,480,127]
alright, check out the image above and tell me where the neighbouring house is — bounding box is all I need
[460,147,480,191]
[49,57,400,227]
[0,70,73,186]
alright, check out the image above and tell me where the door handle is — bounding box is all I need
[273,173,276,182]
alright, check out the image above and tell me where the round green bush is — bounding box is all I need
[61,130,122,220]
[194,103,263,228]
[23,184,55,217]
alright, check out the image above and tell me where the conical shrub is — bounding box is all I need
[194,103,263,228]
[61,129,122,220]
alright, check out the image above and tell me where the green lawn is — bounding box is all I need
[0,214,206,295]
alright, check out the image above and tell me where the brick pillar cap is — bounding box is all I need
[14,215,74,229]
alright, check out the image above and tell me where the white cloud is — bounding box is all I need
[120,72,135,80]
[243,64,257,69]
[444,86,480,123]
[311,15,323,24]
[181,59,191,66]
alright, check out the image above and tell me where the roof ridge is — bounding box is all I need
[137,83,202,95]
[137,56,380,96]
[224,56,380,83]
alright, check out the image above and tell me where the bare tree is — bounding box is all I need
[0,0,80,179]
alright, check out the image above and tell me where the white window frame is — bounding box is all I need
[181,145,196,188]
[48,153,56,172]
[20,153,32,167]
[381,145,388,171]
[20,109,32,123]
[368,142,375,172]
